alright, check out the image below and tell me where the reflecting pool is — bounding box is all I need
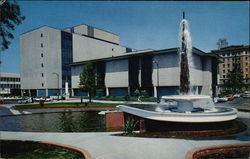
[0,111,105,132]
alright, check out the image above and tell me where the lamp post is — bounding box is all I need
[153,60,160,103]
[53,72,59,101]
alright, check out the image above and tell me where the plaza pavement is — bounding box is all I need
[1,131,249,159]
[0,100,249,159]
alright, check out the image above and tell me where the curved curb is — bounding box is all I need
[185,143,250,159]
[0,139,93,159]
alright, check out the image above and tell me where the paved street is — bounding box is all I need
[215,97,249,110]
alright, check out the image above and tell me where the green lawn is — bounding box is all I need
[1,140,83,159]
[15,102,120,108]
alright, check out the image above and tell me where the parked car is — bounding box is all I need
[216,96,228,102]
[233,94,241,98]
[34,97,52,102]
[226,94,234,101]
[18,97,32,104]
[243,91,250,98]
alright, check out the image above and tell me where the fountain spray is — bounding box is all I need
[179,12,193,94]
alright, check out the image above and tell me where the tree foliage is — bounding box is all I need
[79,63,97,103]
[0,0,25,51]
[224,56,244,93]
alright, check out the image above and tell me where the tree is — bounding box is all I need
[216,38,228,49]
[79,63,97,103]
[0,0,25,51]
[224,56,244,93]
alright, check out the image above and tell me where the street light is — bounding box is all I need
[153,60,160,103]
[53,72,59,101]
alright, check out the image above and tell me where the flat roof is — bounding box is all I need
[64,24,119,37]
[71,47,218,66]
[211,45,250,52]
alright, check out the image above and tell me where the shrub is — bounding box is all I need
[124,94,130,101]
[134,89,140,97]
[39,101,44,107]
[124,118,138,136]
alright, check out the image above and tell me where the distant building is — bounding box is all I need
[20,24,218,97]
[0,72,21,96]
[211,45,250,90]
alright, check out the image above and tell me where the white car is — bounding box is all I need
[243,91,250,98]
[233,94,241,98]
[18,97,32,104]
[34,97,52,102]
[216,96,228,102]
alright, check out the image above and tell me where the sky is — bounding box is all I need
[1,1,249,73]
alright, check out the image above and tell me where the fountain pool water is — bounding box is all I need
[158,95,215,113]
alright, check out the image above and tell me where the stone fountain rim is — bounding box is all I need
[161,95,211,100]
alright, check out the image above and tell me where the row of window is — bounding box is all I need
[223,56,248,62]
[0,77,20,82]
[222,68,249,74]
[222,63,249,68]
[41,34,45,83]
[0,84,20,89]
[221,51,249,57]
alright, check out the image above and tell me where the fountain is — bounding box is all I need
[117,12,237,126]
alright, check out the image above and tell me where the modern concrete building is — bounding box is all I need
[20,24,218,97]
[211,45,250,91]
[0,72,21,96]
[20,25,132,97]
[71,48,219,97]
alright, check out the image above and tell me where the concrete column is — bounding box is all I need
[71,89,74,97]
[28,89,31,97]
[154,86,157,98]
[106,87,109,96]
[21,90,24,96]
[45,89,48,97]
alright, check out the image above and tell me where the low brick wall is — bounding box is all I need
[105,112,124,129]
[185,143,250,159]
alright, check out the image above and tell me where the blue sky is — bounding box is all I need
[1,1,249,73]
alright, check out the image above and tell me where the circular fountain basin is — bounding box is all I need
[117,95,237,123]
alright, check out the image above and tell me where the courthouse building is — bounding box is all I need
[20,24,219,97]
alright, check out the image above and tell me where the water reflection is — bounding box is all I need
[0,111,105,132]
[59,111,76,132]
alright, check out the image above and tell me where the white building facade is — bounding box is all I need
[20,24,218,97]
[71,48,219,97]
[20,25,131,97]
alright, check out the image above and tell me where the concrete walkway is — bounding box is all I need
[0,101,249,159]
[1,131,249,159]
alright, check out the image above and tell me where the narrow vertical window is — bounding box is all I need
[42,83,44,87]
[41,43,43,47]
[41,53,43,57]
[41,33,43,37]
[41,73,44,77]
[41,63,44,68]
